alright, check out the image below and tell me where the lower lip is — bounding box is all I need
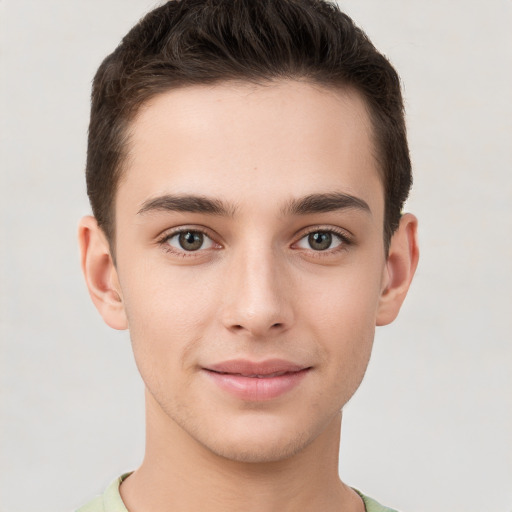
[204,368,310,401]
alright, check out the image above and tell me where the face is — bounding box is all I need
[100,81,396,462]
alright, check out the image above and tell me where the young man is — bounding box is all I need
[77,0,419,511]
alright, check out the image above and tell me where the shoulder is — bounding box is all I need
[76,474,131,512]
[353,489,400,512]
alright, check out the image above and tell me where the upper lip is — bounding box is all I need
[205,359,310,377]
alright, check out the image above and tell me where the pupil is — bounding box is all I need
[179,231,203,251]
[309,231,331,251]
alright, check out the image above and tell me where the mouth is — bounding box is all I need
[210,371,296,378]
[203,359,311,401]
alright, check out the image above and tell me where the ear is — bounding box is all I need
[78,216,128,330]
[376,213,419,326]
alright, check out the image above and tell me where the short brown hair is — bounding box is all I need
[87,0,411,250]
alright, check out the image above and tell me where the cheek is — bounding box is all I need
[296,261,382,381]
[119,266,219,376]
[307,289,376,411]
[299,260,383,333]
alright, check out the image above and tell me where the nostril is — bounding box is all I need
[230,322,283,333]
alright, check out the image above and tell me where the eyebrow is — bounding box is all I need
[137,191,370,218]
[137,194,237,216]
[282,192,371,216]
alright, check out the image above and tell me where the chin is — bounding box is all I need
[204,429,311,464]
[190,407,339,465]
[149,382,345,465]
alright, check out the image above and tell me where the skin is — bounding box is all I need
[79,80,418,512]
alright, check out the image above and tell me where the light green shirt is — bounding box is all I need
[77,473,399,512]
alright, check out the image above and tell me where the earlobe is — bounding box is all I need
[78,216,128,330]
[376,213,419,326]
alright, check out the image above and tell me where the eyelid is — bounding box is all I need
[292,226,354,251]
[156,225,222,255]
[155,224,353,257]
[295,225,353,241]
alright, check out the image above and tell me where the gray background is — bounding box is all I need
[1,1,511,511]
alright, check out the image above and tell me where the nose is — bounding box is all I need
[220,246,294,338]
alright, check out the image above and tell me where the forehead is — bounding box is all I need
[118,80,383,217]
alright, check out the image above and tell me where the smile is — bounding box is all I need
[203,359,311,401]
[213,371,290,378]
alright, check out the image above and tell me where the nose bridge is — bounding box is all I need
[221,238,292,336]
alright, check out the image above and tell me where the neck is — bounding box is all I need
[120,390,363,512]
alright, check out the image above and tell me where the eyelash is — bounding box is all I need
[156,226,353,257]
[157,227,220,257]
[293,227,353,255]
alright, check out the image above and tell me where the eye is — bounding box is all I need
[165,230,215,252]
[295,230,345,251]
